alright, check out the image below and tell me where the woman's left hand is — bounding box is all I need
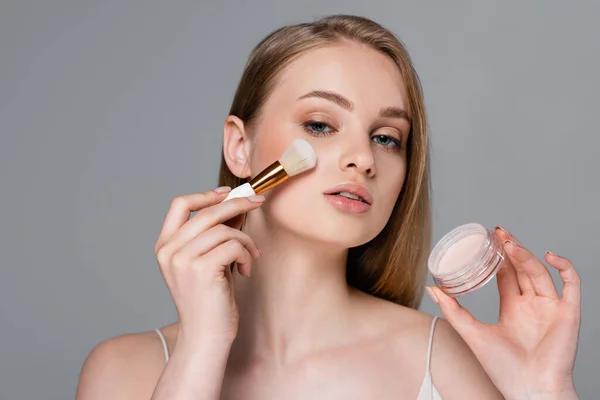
[427,226,581,400]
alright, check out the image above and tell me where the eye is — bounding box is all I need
[302,121,335,136]
[372,134,402,150]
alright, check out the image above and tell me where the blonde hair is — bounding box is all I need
[218,15,431,309]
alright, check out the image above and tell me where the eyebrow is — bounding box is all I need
[297,90,411,123]
[298,90,353,111]
[379,106,410,122]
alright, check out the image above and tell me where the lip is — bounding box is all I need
[323,183,374,206]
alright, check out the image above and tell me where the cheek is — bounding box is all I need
[378,157,407,209]
[250,134,288,173]
[249,115,305,174]
[259,173,319,234]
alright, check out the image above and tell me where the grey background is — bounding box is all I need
[1,0,598,398]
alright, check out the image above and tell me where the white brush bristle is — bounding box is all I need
[278,138,317,177]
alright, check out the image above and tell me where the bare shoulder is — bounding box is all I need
[75,323,178,400]
[427,317,503,399]
[350,288,438,339]
[353,292,502,399]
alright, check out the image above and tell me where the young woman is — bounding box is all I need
[76,15,581,400]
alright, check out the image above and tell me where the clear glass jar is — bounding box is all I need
[428,223,505,297]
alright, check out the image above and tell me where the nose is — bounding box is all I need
[339,136,376,178]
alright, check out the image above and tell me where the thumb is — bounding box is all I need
[426,286,483,343]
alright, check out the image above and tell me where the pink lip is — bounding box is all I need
[323,183,373,205]
[323,194,371,214]
[323,183,373,214]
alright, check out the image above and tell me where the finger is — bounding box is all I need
[494,227,536,296]
[200,239,254,277]
[505,245,536,296]
[493,229,521,299]
[224,256,235,284]
[545,251,581,306]
[496,257,522,317]
[176,224,261,262]
[426,286,484,341]
[504,240,559,299]
[494,226,522,246]
[155,188,231,250]
[496,257,521,297]
[167,195,264,251]
[225,213,246,231]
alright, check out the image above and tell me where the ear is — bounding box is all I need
[223,115,252,179]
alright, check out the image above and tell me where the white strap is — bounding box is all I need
[425,316,438,373]
[155,328,169,363]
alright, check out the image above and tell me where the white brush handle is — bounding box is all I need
[222,182,256,202]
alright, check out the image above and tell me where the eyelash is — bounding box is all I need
[301,121,403,151]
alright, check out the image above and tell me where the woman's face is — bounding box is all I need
[246,42,410,248]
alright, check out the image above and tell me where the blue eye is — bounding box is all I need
[372,135,401,149]
[302,121,334,136]
[302,122,403,152]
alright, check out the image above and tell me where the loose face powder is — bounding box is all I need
[435,232,486,275]
[428,223,505,297]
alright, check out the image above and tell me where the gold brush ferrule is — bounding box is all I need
[249,161,289,194]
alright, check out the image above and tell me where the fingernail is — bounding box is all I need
[215,186,232,193]
[503,239,522,248]
[425,286,439,304]
[496,226,523,246]
[546,250,558,257]
[248,195,265,203]
[495,225,510,235]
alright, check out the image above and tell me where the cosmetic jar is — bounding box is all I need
[428,223,505,297]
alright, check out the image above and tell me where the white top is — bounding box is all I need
[154,316,442,399]
[416,316,443,399]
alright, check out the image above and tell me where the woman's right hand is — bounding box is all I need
[153,186,264,348]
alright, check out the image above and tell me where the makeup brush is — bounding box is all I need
[223,138,317,201]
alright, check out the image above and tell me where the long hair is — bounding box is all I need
[218,15,431,309]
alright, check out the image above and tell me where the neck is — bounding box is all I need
[230,211,358,368]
